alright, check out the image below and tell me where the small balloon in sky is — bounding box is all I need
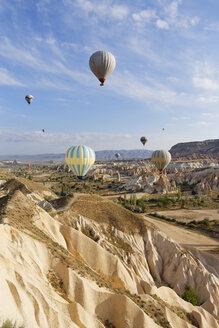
[89,50,116,86]
[140,136,147,146]
[25,95,34,104]
[115,153,120,159]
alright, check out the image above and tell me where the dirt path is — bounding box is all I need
[55,193,82,212]
[144,215,219,252]
[156,209,219,222]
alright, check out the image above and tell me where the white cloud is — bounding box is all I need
[111,5,129,20]
[156,19,169,29]
[160,0,199,29]
[190,16,199,26]
[198,96,219,103]
[0,131,140,153]
[201,112,219,119]
[171,116,190,121]
[189,121,212,127]
[74,0,129,20]
[132,9,157,22]
[0,67,24,86]
[204,22,219,31]
[0,36,91,88]
[109,71,186,106]
[193,77,219,90]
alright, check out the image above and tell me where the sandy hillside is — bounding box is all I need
[0,176,218,327]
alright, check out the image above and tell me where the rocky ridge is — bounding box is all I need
[0,176,218,327]
[169,139,219,159]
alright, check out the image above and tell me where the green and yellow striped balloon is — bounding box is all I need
[151,150,171,172]
[65,145,95,180]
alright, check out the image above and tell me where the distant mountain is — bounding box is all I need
[95,149,153,161]
[0,149,153,163]
[169,139,219,158]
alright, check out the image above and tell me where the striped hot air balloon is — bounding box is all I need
[65,145,95,180]
[151,150,171,172]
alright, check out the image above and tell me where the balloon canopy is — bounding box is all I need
[140,136,147,146]
[89,51,116,86]
[151,150,171,172]
[25,95,34,104]
[65,145,95,180]
[115,153,120,159]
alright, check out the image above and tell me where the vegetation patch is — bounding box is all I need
[81,226,100,242]
[47,270,71,303]
[182,287,199,306]
[150,212,219,239]
[1,321,24,328]
[70,194,151,235]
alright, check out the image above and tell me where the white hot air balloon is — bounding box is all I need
[89,50,116,86]
[25,95,34,104]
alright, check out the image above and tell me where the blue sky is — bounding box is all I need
[0,0,219,154]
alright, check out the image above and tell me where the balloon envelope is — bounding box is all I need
[115,153,120,159]
[65,145,95,179]
[151,150,171,172]
[89,51,116,86]
[25,95,34,104]
[27,163,30,168]
[140,136,147,146]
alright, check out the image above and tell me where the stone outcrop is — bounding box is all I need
[0,176,218,327]
[169,139,219,159]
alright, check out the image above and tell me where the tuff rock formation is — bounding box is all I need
[0,176,218,327]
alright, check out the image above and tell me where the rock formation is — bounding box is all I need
[0,176,218,327]
[169,139,219,159]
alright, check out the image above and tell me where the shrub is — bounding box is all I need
[202,218,210,228]
[1,320,24,328]
[182,288,198,306]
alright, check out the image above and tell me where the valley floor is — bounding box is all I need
[144,214,219,253]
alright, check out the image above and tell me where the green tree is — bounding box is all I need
[132,194,137,207]
[182,288,198,306]
[177,186,181,201]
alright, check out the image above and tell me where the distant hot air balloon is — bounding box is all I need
[65,145,95,180]
[140,136,147,146]
[162,128,165,131]
[151,150,171,172]
[27,163,30,168]
[89,51,116,86]
[115,153,120,159]
[25,95,34,104]
[42,129,45,133]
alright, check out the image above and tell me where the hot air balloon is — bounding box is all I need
[151,150,171,172]
[27,163,30,168]
[25,95,34,104]
[65,145,95,180]
[162,128,165,131]
[115,153,120,159]
[42,129,45,133]
[89,51,116,86]
[140,136,147,146]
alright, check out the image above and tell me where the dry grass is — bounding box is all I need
[47,270,72,302]
[70,194,154,235]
